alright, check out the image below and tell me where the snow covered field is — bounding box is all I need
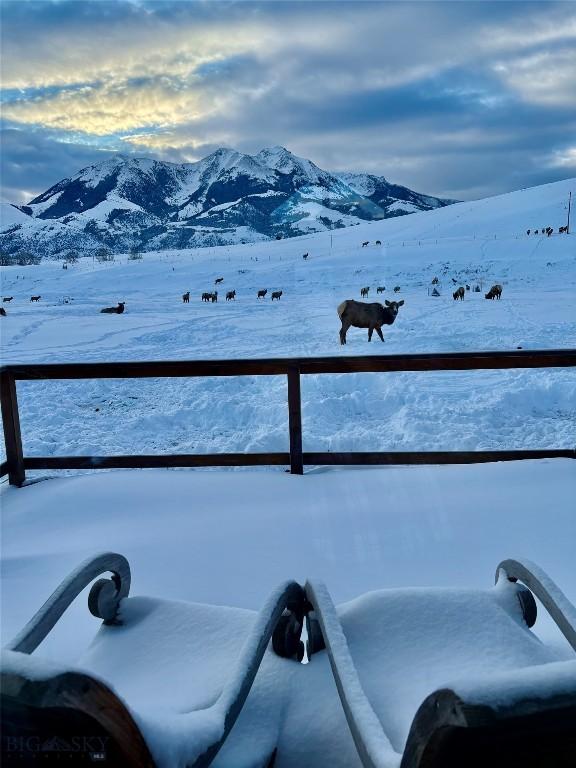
[1,178,575,463]
[1,178,575,766]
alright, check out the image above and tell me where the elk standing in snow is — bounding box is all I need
[271,290,283,300]
[182,291,190,303]
[485,284,503,300]
[338,299,404,345]
[257,289,267,299]
[30,295,41,302]
[226,290,236,301]
[453,286,465,301]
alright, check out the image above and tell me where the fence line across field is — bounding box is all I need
[1,349,575,486]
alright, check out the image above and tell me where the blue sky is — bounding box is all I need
[1,0,575,203]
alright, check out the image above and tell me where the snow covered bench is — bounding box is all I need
[1,555,575,767]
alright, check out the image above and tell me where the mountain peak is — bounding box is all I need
[207,147,238,158]
[257,145,291,157]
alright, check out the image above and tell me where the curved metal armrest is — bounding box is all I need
[304,579,400,768]
[192,580,306,768]
[496,558,576,652]
[4,552,131,654]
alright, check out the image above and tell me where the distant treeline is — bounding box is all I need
[1,252,42,266]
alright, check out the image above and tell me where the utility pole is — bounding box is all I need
[568,190,572,234]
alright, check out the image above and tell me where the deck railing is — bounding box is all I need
[1,349,575,486]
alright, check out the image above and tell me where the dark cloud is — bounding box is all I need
[1,0,575,202]
[0,127,117,202]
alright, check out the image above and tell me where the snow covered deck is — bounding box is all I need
[2,460,574,662]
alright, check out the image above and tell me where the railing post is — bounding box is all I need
[1,372,25,486]
[287,366,303,475]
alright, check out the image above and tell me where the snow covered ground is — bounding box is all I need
[1,462,575,766]
[1,178,575,463]
[1,177,575,765]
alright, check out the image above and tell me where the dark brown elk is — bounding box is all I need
[338,299,404,345]
[202,292,212,302]
[302,253,309,260]
[271,290,283,300]
[465,284,470,291]
[215,277,224,285]
[375,240,381,245]
[362,241,369,247]
[226,290,236,301]
[211,291,218,302]
[485,284,502,300]
[527,229,531,235]
[257,289,267,299]
[3,297,13,302]
[360,286,370,298]
[376,286,385,294]
[100,302,125,314]
[393,286,401,293]
[0,307,6,316]
[30,295,41,302]
[182,291,190,303]
[453,286,465,301]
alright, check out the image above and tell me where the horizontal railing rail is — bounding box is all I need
[2,348,575,379]
[1,349,575,486]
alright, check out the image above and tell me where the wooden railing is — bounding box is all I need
[1,349,575,486]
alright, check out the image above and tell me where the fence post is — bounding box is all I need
[287,367,303,475]
[0,372,25,486]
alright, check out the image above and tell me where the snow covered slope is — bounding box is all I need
[0,176,574,465]
[1,147,453,257]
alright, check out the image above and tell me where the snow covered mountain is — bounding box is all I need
[336,172,451,216]
[0,146,454,257]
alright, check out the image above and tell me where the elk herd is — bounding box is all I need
[2,224,564,343]
[360,286,400,298]
[527,227,568,236]
[192,283,283,303]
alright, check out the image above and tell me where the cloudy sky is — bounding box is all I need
[1,0,575,204]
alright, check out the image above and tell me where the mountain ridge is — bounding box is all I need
[1,146,455,257]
